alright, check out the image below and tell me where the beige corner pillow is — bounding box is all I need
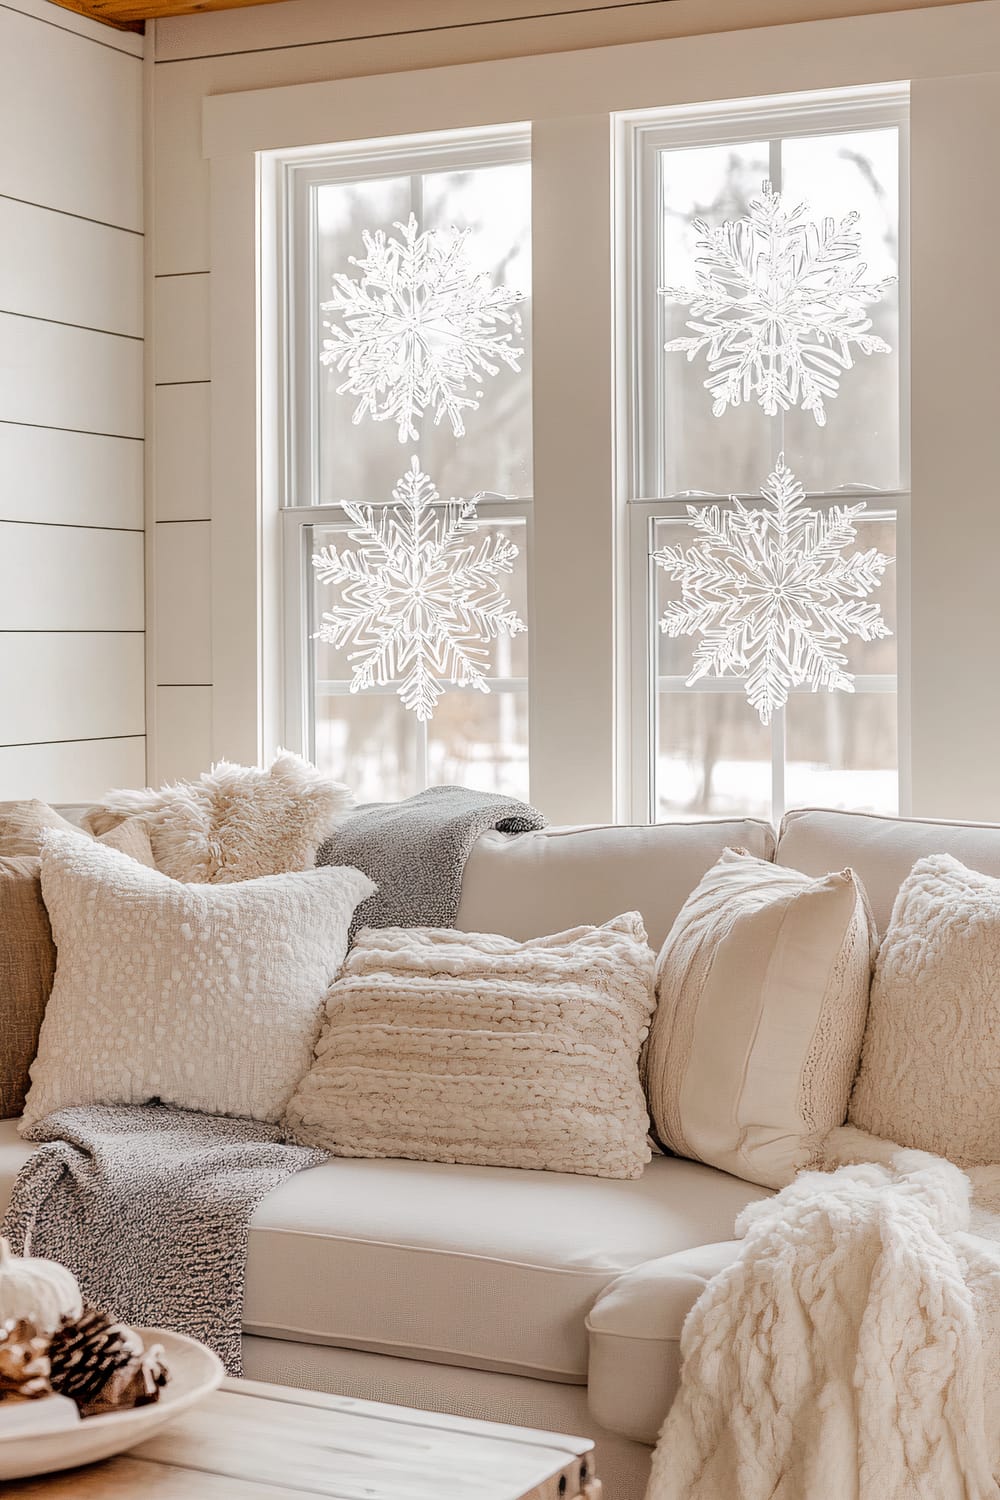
[22,830,374,1131]
[82,751,352,884]
[0,803,154,1120]
[850,854,1000,1164]
[645,848,876,1189]
[284,913,656,1180]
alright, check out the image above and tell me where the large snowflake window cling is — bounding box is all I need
[312,457,526,722]
[320,213,525,443]
[660,179,897,425]
[653,456,893,726]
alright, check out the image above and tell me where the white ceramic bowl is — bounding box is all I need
[0,1327,224,1480]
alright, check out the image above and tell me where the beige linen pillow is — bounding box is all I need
[284,913,656,1180]
[850,854,1000,1163]
[22,830,374,1131]
[0,803,154,1119]
[645,848,876,1189]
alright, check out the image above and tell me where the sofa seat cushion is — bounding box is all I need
[242,1150,768,1382]
[586,1240,744,1443]
[0,1120,765,1385]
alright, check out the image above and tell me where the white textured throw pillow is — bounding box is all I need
[21,830,374,1131]
[284,914,656,1179]
[645,848,876,1189]
[850,854,1000,1164]
[81,751,352,884]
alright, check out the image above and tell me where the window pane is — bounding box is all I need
[306,513,528,801]
[657,691,772,820]
[781,128,900,492]
[314,156,532,506]
[657,141,772,498]
[785,691,898,814]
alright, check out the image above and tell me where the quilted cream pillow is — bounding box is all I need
[22,829,374,1131]
[645,848,876,1189]
[284,913,656,1179]
[850,854,1000,1164]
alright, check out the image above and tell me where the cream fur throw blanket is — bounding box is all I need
[648,1126,1000,1500]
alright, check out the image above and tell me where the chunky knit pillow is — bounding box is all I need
[645,848,876,1190]
[22,830,374,1130]
[284,914,656,1179]
[850,854,1000,1164]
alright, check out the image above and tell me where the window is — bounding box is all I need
[620,86,908,823]
[274,86,907,823]
[279,127,532,801]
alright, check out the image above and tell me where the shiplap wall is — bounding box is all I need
[148,0,977,786]
[0,0,144,801]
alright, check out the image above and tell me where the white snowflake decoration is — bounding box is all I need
[312,457,526,722]
[320,213,525,444]
[660,180,897,426]
[653,455,893,725]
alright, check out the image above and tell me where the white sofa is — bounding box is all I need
[10,804,1000,1499]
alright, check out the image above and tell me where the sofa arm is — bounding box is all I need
[585,1241,741,1445]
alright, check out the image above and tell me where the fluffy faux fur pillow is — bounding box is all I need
[22,830,374,1130]
[284,913,656,1179]
[82,751,352,884]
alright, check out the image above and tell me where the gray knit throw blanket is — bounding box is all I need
[316,784,546,937]
[2,1104,327,1375]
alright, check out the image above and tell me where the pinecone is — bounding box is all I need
[47,1306,139,1412]
[0,1317,51,1401]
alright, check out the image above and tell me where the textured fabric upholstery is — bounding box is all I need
[456,818,775,950]
[777,806,1000,935]
[0,1121,766,1386]
[586,1241,743,1445]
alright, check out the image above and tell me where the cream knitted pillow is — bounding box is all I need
[850,854,1000,1164]
[22,830,374,1131]
[645,848,876,1189]
[284,913,656,1180]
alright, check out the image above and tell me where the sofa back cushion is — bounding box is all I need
[777,807,1000,935]
[645,848,876,1190]
[457,818,775,951]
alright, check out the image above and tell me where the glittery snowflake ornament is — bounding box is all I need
[312,457,526,722]
[660,180,897,425]
[653,455,893,725]
[321,214,525,444]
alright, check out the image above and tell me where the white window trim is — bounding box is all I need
[614,84,910,825]
[204,1,1000,823]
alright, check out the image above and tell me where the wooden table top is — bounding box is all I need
[6,1378,601,1500]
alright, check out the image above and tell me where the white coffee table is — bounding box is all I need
[5,1377,601,1499]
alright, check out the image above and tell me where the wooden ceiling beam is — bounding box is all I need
[47,0,293,30]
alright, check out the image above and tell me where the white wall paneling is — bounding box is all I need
[3,0,143,56]
[154,382,211,521]
[909,70,1000,819]
[0,196,142,338]
[0,5,142,229]
[155,685,212,783]
[0,737,146,805]
[153,274,210,384]
[0,0,145,805]
[0,632,144,747]
[0,423,142,530]
[0,524,144,632]
[0,313,142,438]
[154,520,212,686]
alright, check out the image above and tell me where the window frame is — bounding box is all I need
[276,124,534,786]
[614,83,911,824]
